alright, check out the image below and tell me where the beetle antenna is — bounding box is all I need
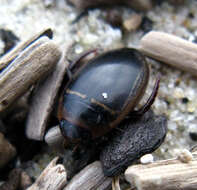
[134,76,160,116]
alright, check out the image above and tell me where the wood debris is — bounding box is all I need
[125,150,197,190]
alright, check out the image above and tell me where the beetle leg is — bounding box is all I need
[66,67,73,80]
[132,77,160,117]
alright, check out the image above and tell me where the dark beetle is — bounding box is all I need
[58,48,159,144]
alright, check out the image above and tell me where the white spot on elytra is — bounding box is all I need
[102,92,108,99]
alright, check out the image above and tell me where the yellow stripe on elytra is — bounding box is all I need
[66,89,87,99]
[91,98,117,115]
[66,89,117,115]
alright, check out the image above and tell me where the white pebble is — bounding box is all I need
[140,154,154,164]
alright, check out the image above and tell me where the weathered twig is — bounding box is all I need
[27,157,67,190]
[139,31,197,76]
[63,161,112,190]
[0,28,52,70]
[125,150,197,190]
[0,34,61,113]
[26,44,69,140]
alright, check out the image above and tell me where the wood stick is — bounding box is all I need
[27,157,67,190]
[125,151,197,190]
[26,44,69,141]
[63,161,112,190]
[139,31,197,76]
[138,31,197,76]
[0,36,61,113]
[0,28,52,71]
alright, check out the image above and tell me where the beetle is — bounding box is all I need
[58,48,159,144]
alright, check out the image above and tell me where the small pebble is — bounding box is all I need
[181,97,189,104]
[123,14,142,31]
[189,132,197,141]
[140,154,154,164]
[176,149,193,163]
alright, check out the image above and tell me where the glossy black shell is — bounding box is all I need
[58,48,149,140]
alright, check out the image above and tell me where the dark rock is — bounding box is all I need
[182,97,189,104]
[100,110,167,177]
[189,132,197,141]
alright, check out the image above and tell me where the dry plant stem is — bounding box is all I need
[27,157,67,190]
[26,46,68,140]
[68,0,152,11]
[125,151,197,190]
[63,161,112,190]
[0,28,52,70]
[0,36,61,113]
[44,125,64,146]
[139,31,197,76]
